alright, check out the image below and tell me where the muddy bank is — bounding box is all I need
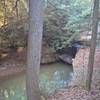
[0,48,26,79]
[0,67,25,80]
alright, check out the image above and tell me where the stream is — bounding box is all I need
[0,62,73,100]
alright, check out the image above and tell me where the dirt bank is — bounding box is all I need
[0,66,25,80]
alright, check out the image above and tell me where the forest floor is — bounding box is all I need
[47,83,100,100]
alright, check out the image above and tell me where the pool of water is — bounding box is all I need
[0,62,73,100]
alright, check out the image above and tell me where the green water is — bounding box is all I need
[0,62,73,100]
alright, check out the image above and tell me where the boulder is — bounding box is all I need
[41,46,58,64]
[59,54,73,64]
[73,48,100,68]
[78,30,100,42]
[70,48,100,86]
[58,41,85,64]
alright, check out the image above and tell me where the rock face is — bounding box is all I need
[73,48,100,68]
[41,46,58,64]
[0,46,57,64]
[79,31,100,41]
[70,48,100,86]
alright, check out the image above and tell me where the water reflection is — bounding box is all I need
[0,63,73,99]
[0,75,27,100]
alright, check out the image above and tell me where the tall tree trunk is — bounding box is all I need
[3,0,6,26]
[86,0,99,91]
[26,0,43,100]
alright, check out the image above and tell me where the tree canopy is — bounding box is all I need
[0,0,92,50]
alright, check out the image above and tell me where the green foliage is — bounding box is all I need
[0,18,28,48]
[0,0,92,50]
[0,0,28,48]
[67,0,92,32]
[44,0,92,51]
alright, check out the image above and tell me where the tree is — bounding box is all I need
[43,0,92,51]
[86,0,99,91]
[26,0,43,100]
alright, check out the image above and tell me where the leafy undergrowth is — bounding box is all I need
[47,81,100,100]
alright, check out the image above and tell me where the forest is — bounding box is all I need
[0,0,100,100]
